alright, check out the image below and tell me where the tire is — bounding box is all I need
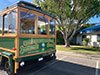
[4,60,13,75]
[0,55,2,65]
[0,55,4,69]
[0,55,2,70]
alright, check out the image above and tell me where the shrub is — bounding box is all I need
[82,38,89,46]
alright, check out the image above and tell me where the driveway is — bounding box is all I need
[0,51,100,75]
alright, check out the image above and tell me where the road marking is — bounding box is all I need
[31,56,67,75]
[95,61,99,75]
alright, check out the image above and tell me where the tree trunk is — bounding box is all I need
[61,31,71,47]
[64,38,70,47]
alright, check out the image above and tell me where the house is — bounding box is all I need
[80,25,100,47]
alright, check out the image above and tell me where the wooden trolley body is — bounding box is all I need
[0,1,56,74]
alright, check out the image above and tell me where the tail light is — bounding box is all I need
[13,48,16,51]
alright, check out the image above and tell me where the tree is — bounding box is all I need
[33,0,100,47]
[80,23,95,31]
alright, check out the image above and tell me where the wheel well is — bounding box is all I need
[0,56,8,68]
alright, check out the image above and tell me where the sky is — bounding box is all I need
[0,0,100,24]
[88,16,100,24]
[0,0,32,10]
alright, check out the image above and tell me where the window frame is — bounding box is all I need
[20,11,36,34]
[0,7,56,37]
[38,15,49,35]
[3,11,17,34]
[1,9,17,35]
[19,8,52,36]
[49,19,56,35]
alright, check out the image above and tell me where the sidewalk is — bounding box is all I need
[56,51,100,60]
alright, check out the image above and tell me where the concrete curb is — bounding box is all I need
[57,51,100,61]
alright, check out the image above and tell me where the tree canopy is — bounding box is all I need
[33,0,100,47]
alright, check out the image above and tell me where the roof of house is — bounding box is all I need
[80,24,100,34]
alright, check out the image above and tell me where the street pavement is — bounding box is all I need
[0,51,100,75]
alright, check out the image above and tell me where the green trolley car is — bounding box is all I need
[0,1,56,75]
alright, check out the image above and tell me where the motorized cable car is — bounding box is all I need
[0,1,56,74]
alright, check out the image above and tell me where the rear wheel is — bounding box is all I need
[0,55,2,63]
[4,60,13,75]
[0,55,2,65]
[0,55,4,69]
[5,61,10,74]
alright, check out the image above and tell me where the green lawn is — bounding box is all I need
[56,45,100,55]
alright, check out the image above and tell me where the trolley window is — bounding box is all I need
[50,19,55,35]
[4,10,16,34]
[38,16,48,35]
[0,16,2,34]
[20,11,36,34]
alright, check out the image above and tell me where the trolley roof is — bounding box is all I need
[1,1,55,18]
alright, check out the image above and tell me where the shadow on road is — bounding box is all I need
[17,59,100,75]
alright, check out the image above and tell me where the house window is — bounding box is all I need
[97,34,100,42]
[20,12,36,34]
[4,10,16,33]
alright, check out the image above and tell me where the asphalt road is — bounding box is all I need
[0,51,100,75]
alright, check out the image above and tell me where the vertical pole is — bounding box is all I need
[14,7,20,74]
[35,15,38,34]
[15,38,19,73]
[54,19,56,49]
[47,16,50,35]
[2,15,4,35]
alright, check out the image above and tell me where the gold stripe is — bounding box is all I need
[0,34,17,38]
[19,34,56,38]
[0,47,15,53]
